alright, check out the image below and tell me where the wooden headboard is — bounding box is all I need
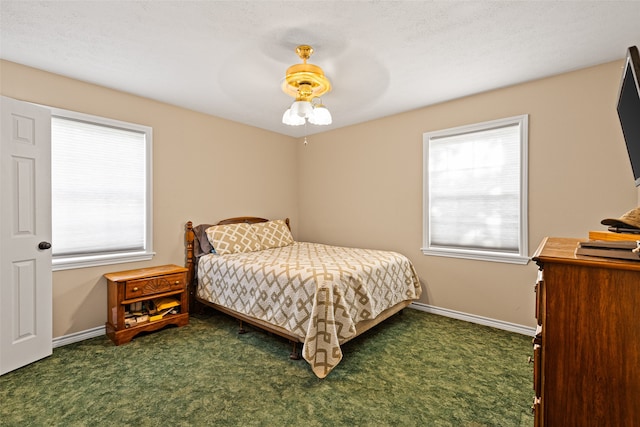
[184,217,290,311]
[214,216,271,226]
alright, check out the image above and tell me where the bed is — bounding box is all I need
[185,217,421,378]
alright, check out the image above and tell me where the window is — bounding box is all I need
[422,115,529,264]
[51,108,153,270]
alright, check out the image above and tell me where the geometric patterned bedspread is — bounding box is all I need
[197,242,422,378]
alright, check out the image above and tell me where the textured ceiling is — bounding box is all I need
[1,1,639,137]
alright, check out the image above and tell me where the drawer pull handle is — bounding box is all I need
[133,287,139,292]
[175,281,180,284]
[531,396,540,414]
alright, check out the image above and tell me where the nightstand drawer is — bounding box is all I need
[125,273,186,299]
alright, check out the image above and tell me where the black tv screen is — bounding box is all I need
[617,45,640,187]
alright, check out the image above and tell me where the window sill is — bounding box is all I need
[421,248,530,265]
[52,251,155,271]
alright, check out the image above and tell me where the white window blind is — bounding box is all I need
[51,111,153,269]
[423,115,528,264]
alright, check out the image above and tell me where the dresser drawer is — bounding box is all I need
[125,273,186,299]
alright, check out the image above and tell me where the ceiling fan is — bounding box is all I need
[281,45,332,126]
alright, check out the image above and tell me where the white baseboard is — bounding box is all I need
[52,304,535,348]
[410,302,536,337]
[52,325,106,348]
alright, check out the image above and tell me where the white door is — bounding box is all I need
[0,96,52,375]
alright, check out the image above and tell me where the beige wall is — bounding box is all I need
[1,60,298,337]
[1,58,636,337]
[296,60,637,328]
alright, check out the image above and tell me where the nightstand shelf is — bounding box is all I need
[104,264,189,345]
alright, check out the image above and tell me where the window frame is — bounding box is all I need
[50,107,154,271]
[422,115,529,265]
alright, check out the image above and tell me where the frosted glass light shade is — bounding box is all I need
[282,108,305,126]
[308,105,332,125]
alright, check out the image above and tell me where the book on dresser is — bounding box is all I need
[576,239,640,261]
[588,230,640,242]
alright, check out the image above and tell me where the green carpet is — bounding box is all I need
[0,309,533,426]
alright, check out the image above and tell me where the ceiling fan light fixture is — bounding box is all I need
[281,45,332,126]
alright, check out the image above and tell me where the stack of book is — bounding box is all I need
[577,237,640,261]
[149,297,180,322]
[588,229,640,242]
[124,297,181,327]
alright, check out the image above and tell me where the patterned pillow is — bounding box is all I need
[251,219,294,249]
[205,223,264,255]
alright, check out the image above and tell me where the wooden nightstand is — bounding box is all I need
[104,264,189,345]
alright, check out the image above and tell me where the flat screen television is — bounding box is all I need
[617,45,640,187]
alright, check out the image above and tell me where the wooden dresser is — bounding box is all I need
[532,237,640,426]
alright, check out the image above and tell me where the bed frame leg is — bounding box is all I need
[289,341,301,360]
[238,320,246,334]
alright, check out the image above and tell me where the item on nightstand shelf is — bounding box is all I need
[136,314,149,323]
[576,239,640,261]
[130,301,144,316]
[149,307,178,322]
[153,297,180,311]
[146,299,157,315]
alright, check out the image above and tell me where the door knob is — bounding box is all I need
[38,241,52,250]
